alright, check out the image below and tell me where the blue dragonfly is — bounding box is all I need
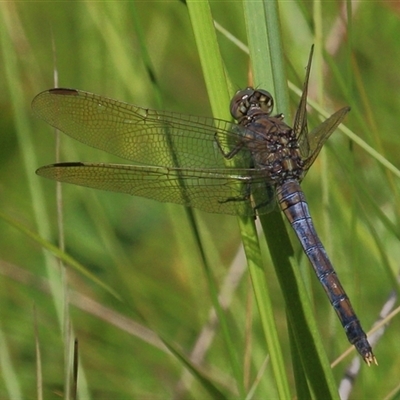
[32,48,376,365]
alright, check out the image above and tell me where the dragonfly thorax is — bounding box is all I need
[237,107,305,184]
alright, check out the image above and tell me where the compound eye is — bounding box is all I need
[256,89,274,115]
[229,88,274,120]
[230,88,254,120]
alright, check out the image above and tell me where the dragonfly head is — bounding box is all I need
[230,88,274,121]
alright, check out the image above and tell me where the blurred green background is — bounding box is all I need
[1,1,400,398]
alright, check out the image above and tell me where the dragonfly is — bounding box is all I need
[32,47,376,365]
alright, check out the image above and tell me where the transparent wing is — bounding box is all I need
[302,106,350,171]
[36,162,276,216]
[293,45,313,152]
[32,88,263,170]
[292,46,350,172]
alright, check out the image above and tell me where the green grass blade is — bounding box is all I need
[186,3,246,397]
[187,1,291,398]
[0,7,65,329]
[0,322,23,400]
[262,1,290,118]
[161,339,230,399]
[245,1,340,398]
[0,211,122,300]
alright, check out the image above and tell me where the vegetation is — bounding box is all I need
[0,1,399,398]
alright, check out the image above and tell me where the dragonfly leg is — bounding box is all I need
[218,180,252,205]
[214,132,245,159]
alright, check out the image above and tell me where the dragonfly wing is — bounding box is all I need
[32,89,253,170]
[293,45,313,156]
[293,47,351,171]
[302,106,350,171]
[36,162,276,216]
